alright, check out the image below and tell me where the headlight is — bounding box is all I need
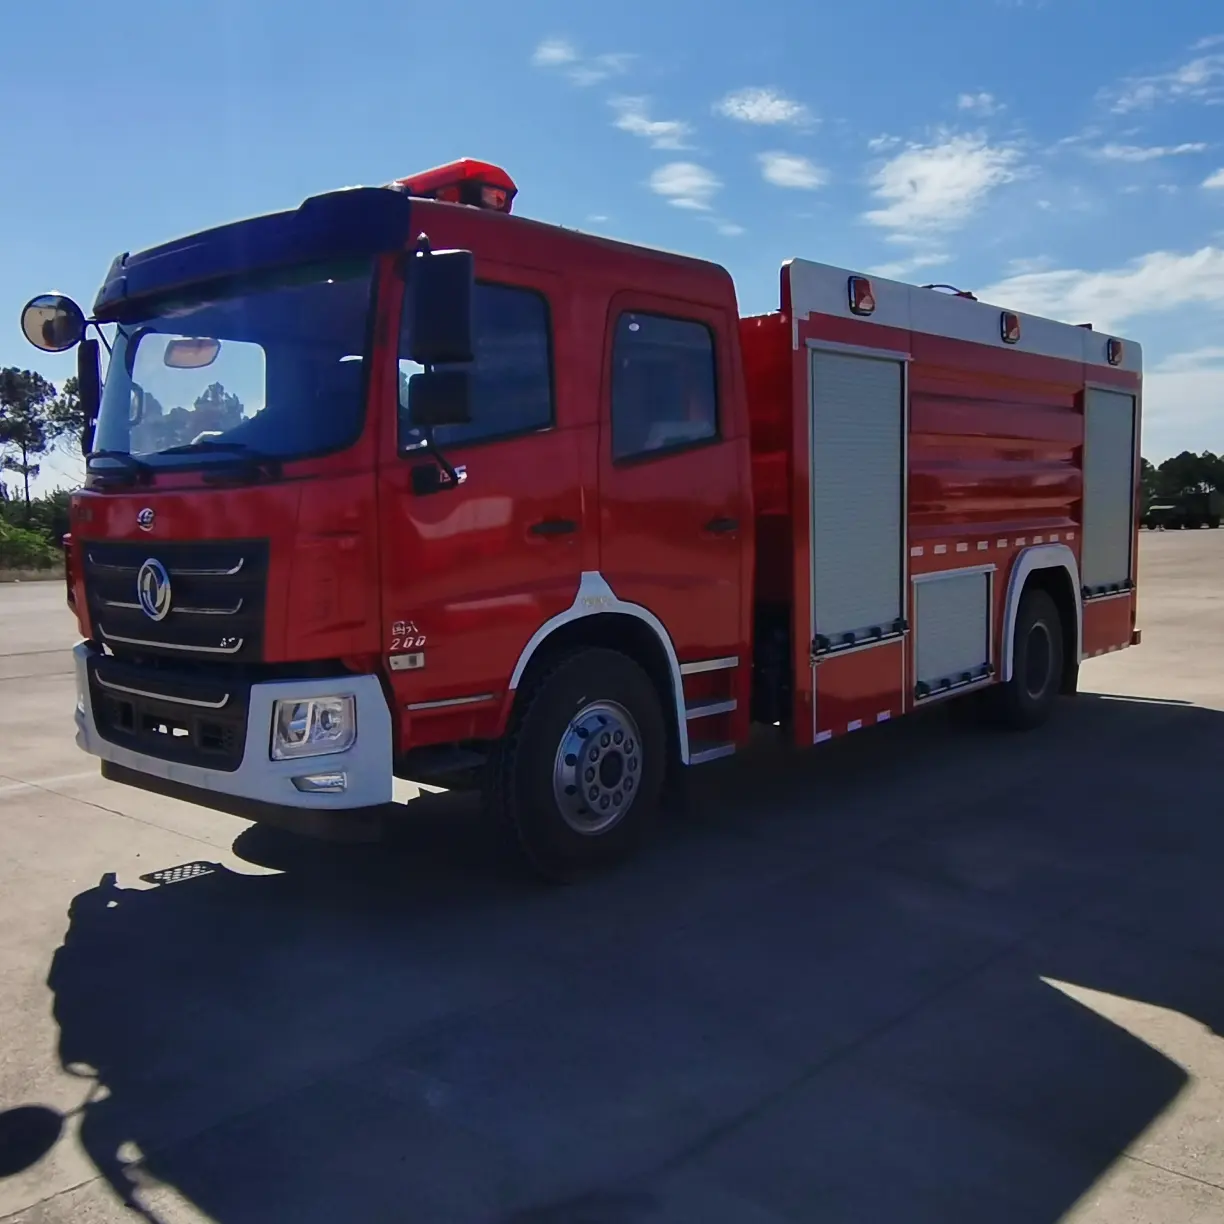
[271,695,356,760]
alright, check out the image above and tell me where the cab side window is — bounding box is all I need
[399,282,554,450]
[611,313,718,462]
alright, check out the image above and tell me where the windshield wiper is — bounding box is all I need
[159,439,283,481]
[85,450,155,485]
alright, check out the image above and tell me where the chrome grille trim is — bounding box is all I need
[99,628,245,655]
[96,674,231,710]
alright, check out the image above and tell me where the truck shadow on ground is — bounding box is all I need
[17,692,1224,1222]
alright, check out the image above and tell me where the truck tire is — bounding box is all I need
[487,648,668,881]
[992,588,1064,731]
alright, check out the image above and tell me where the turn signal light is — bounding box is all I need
[848,276,876,316]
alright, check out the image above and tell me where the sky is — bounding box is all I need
[2,0,1222,497]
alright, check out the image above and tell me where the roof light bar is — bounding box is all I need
[391,159,518,214]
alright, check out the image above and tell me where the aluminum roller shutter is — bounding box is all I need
[809,350,904,644]
[914,570,991,690]
[1082,388,1137,593]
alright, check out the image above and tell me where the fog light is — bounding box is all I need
[292,772,348,794]
[271,695,356,760]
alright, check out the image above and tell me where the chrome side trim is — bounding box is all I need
[689,743,736,765]
[679,656,739,676]
[685,698,737,720]
[95,674,230,710]
[405,693,496,712]
[98,628,244,655]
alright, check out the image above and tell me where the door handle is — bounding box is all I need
[529,518,578,537]
[703,516,739,535]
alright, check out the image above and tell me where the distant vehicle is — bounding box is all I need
[18,157,1144,879]
[1142,491,1223,530]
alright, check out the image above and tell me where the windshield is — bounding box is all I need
[92,261,374,470]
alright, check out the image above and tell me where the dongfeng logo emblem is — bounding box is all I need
[136,558,172,622]
[137,508,155,532]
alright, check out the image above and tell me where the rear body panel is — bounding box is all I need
[740,260,1141,747]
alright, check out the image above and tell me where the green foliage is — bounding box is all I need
[1142,451,1224,511]
[0,518,59,570]
[0,367,57,511]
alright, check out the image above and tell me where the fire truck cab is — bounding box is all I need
[21,159,1142,879]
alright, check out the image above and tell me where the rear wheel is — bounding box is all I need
[486,647,667,882]
[992,588,1064,730]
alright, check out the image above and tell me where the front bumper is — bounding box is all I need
[73,642,393,816]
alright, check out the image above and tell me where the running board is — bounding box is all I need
[685,698,737,721]
[688,741,736,766]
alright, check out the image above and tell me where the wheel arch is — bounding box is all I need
[507,572,690,764]
[1000,544,1081,691]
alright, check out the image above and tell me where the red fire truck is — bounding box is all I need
[20,158,1142,879]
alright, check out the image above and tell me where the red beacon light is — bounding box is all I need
[1000,311,1022,344]
[391,159,518,215]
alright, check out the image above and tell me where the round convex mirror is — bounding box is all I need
[20,293,86,353]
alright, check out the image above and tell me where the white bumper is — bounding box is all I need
[73,642,393,811]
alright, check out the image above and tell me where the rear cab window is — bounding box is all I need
[610,313,719,462]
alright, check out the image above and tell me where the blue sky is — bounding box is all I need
[2,0,1222,495]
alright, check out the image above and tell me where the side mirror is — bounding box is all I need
[404,369,472,434]
[77,338,102,454]
[21,294,86,353]
[403,246,474,366]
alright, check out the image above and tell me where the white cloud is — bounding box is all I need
[869,252,951,280]
[868,134,902,152]
[649,162,721,211]
[978,246,1224,333]
[610,98,691,150]
[532,38,577,67]
[758,152,826,190]
[714,87,811,126]
[714,220,745,237]
[1105,50,1224,112]
[1145,347,1224,459]
[1205,168,1224,188]
[958,92,1002,115]
[864,134,1023,233]
[1091,141,1208,162]
[568,53,634,86]
[531,40,631,86]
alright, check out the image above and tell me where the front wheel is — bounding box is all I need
[991,588,1064,731]
[486,648,668,881]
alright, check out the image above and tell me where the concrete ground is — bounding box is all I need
[2,533,1224,1223]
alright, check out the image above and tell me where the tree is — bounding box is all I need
[46,376,87,456]
[0,368,56,516]
[191,382,244,435]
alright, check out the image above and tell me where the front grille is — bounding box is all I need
[84,539,269,664]
[88,655,250,771]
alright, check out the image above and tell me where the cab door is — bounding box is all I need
[379,266,584,744]
[596,296,747,672]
